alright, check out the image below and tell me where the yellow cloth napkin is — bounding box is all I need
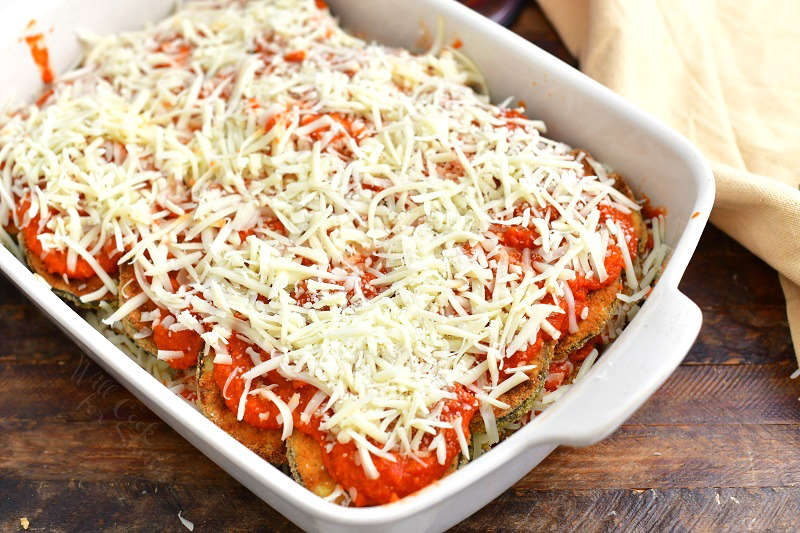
[538,0,800,362]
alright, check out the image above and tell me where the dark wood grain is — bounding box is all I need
[459,488,800,532]
[1,5,797,533]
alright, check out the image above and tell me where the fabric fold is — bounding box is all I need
[538,0,800,362]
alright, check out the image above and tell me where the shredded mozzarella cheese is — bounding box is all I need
[0,0,659,469]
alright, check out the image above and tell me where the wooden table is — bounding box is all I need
[2,5,799,532]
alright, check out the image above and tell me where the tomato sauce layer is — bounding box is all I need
[151,273,204,370]
[214,336,479,506]
[545,335,602,392]
[215,203,635,504]
[483,203,634,373]
[317,385,477,506]
[153,317,203,370]
[17,199,120,279]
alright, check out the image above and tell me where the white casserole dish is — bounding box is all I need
[0,0,714,530]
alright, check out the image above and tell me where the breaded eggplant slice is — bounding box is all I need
[19,238,115,309]
[286,432,340,500]
[3,222,18,240]
[554,279,621,359]
[552,156,648,357]
[286,431,458,502]
[118,263,160,357]
[610,172,648,257]
[469,340,555,437]
[551,172,648,359]
[196,349,286,465]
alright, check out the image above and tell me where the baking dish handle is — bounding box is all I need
[523,287,701,448]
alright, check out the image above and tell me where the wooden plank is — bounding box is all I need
[519,424,800,490]
[4,479,800,533]
[629,361,800,425]
[455,487,800,532]
[0,418,233,485]
[681,227,787,308]
[0,479,299,533]
[685,304,793,365]
[680,227,793,365]
[0,354,157,422]
[0,303,72,361]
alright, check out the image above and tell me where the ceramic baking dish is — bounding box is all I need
[0,0,714,530]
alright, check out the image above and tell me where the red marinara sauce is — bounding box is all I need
[213,203,639,504]
[284,50,307,63]
[495,201,637,258]
[318,385,478,506]
[545,335,602,392]
[495,225,538,249]
[478,202,633,375]
[599,204,638,257]
[550,244,626,334]
[16,199,120,279]
[213,336,313,429]
[294,255,383,306]
[144,272,205,370]
[539,206,636,392]
[152,317,203,370]
[213,336,479,506]
[24,33,54,84]
[498,108,527,129]
[501,334,544,371]
[641,194,667,219]
[569,335,602,364]
[492,202,635,332]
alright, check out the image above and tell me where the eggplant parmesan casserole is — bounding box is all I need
[0,0,669,506]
